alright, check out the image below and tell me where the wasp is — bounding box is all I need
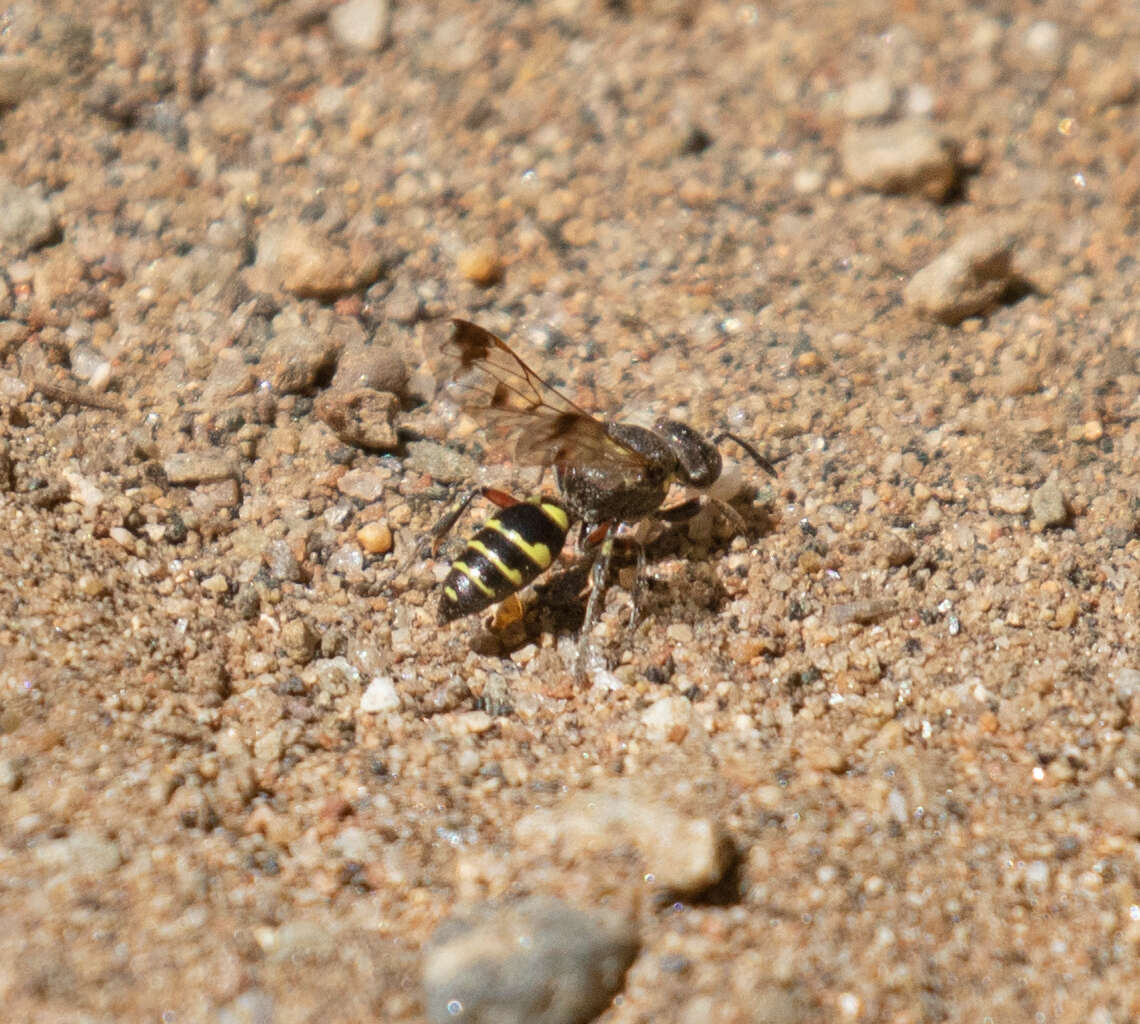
[431,318,775,678]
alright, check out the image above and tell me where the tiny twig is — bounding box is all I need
[31,379,125,413]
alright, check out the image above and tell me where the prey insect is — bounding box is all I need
[432,318,775,679]
[435,488,571,624]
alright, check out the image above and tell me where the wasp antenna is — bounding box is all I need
[713,431,778,478]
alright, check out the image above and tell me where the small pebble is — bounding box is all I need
[77,574,109,598]
[0,179,58,252]
[260,326,338,395]
[831,598,899,625]
[903,227,1019,324]
[254,221,383,299]
[842,76,894,121]
[360,675,400,713]
[422,897,638,1024]
[405,440,478,485]
[841,120,959,201]
[202,573,230,595]
[356,521,392,554]
[989,486,1031,516]
[1030,475,1069,528]
[385,279,423,324]
[1112,668,1140,701]
[326,545,364,575]
[516,782,731,894]
[330,339,408,397]
[329,0,390,52]
[1022,20,1063,69]
[108,526,136,552]
[791,167,824,194]
[281,618,320,664]
[32,830,122,875]
[457,243,504,286]
[234,583,261,620]
[63,470,104,509]
[265,539,302,582]
[0,56,54,108]
[314,387,399,449]
[560,217,595,247]
[163,450,239,485]
[336,468,387,503]
[0,757,23,791]
[879,535,915,568]
[641,695,694,743]
[190,478,242,513]
[69,343,109,383]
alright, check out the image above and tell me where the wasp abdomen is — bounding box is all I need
[438,499,570,623]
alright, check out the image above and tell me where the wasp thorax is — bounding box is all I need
[652,418,723,489]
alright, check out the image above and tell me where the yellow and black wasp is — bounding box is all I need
[430,318,776,678]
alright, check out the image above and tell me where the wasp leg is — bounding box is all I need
[429,486,519,556]
[660,493,747,537]
[575,528,615,683]
[658,497,703,523]
[386,486,520,591]
[709,496,748,534]
[626,538,647,633]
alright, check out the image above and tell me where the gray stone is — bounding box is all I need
[314,387,399,449]
[0,180,59,252]
[516,780,732,895]
[422,897,638,1024]
[261,325,338,395]
[404,440,478,485]
[904,227,1018,324]
[330,340,408,397]
[1030,475,1069,528]
[841,120,959,201]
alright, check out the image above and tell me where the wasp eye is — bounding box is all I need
[654,418,722,488]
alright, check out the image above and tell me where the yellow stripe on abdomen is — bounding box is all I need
[468,538,524,586]
[486,518,553,569]
[451,559,494,597]
[539,500,570,532]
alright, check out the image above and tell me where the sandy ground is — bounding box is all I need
[3,1,1140,1021]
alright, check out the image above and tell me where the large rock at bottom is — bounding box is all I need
[422,896,639,1024]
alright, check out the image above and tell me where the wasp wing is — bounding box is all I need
[439,319,647,471]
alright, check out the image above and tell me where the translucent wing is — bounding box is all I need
[438,319,648,471]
